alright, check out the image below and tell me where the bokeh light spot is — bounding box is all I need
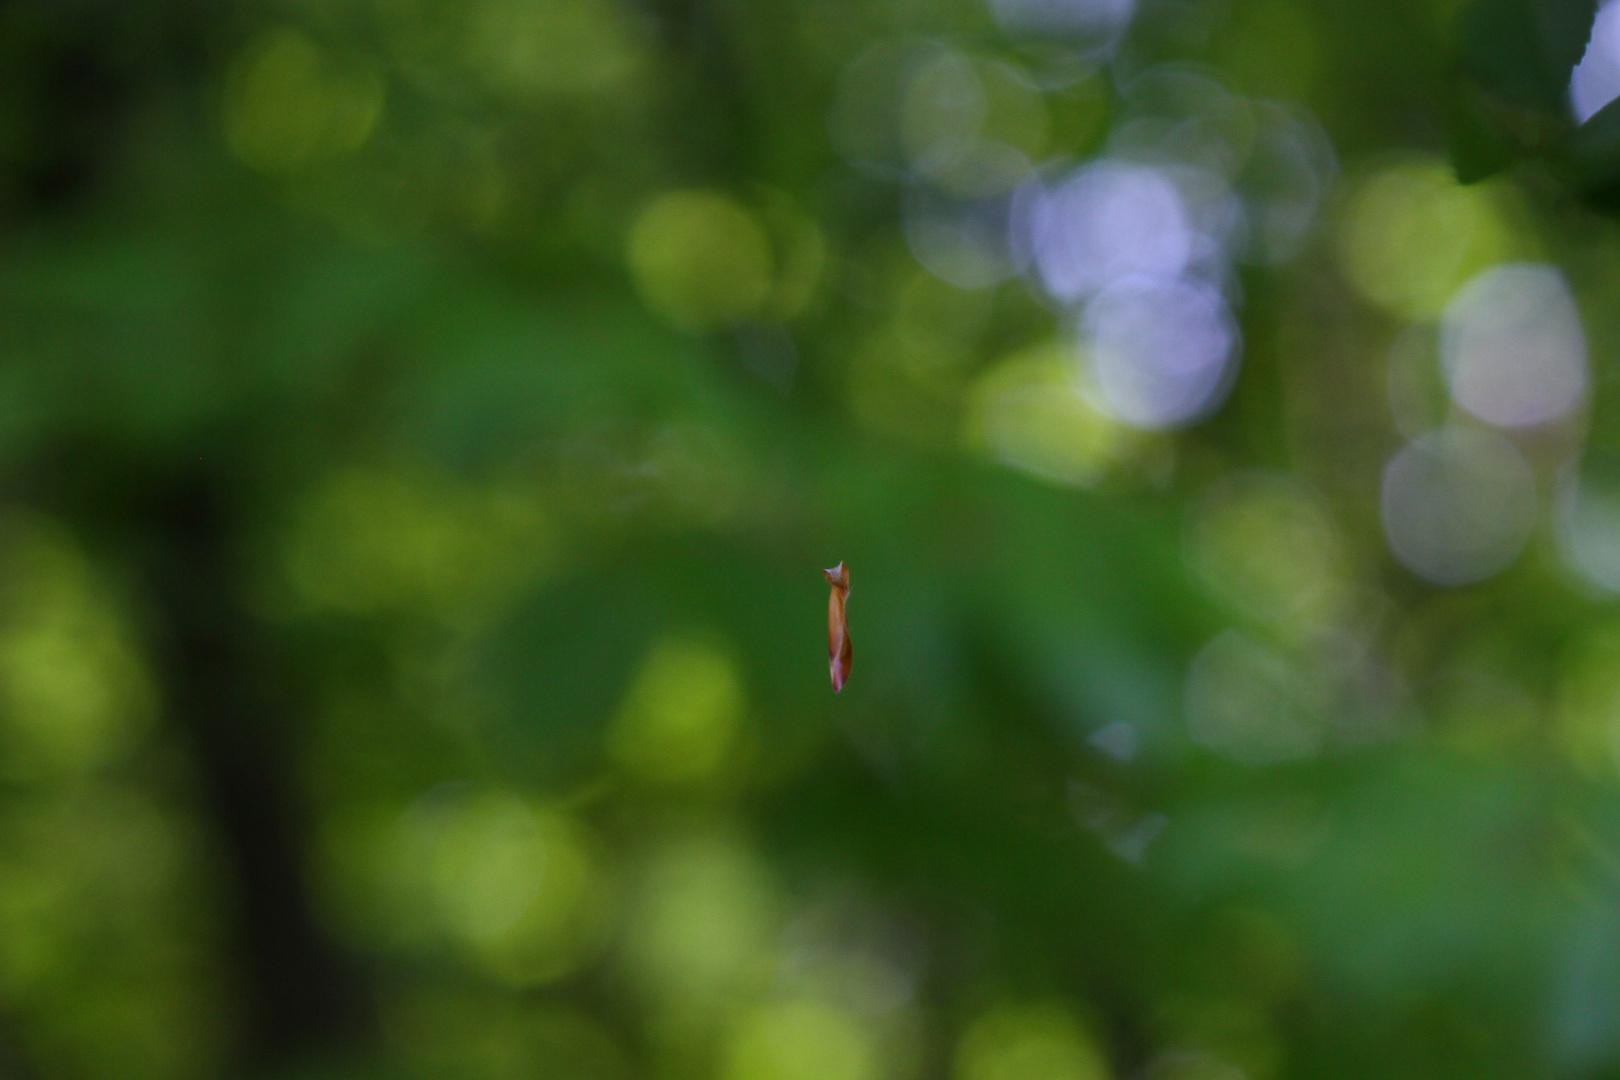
[1083,274,1238,429]
[901,50,987,181]
[988,0,1136,56]
[627,190,775,332]
[423,790,604,985]
[977,62,1051,165]
[956,1002,1109,1080]
[904,186,1019,289]
[1187,473,1349,640]
[830,39,925,175]
[223,28,384,173]
[963,342,1134,487]
[1026,160,1194,303]
[1233,103,1335,265]
[1380,427,1536,586]
[900,51,1047,198]
[464,0,642,99]
[1572,0,1620,123]
[280,467,556,625]
[1337,160,1515,322]
[850,267,989,442]
[758,189,829,321]
[1185,629,1325,764]
[0,790,224,1079]
[622,833,778,1011]
[1440,262,1586,428]
[608,633,746,786]
[722,999,879,1080]
[1559,457,1620,592]
[0,520,155,780]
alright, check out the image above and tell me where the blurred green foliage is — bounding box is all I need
[2,1,1620,1080]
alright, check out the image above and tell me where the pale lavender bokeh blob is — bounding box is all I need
[1572,0,1620,124]
[1027,161,1196,302]
[1014,157,1243,429]
[989,0,1135,43]
[1441,263,1587,429]
[1083,274,1238,428]
[868,32,1339,432]
[1380,427,1537,586]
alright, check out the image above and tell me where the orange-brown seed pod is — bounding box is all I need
[824,562,852,693]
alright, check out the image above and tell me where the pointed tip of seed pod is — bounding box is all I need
[824,561,848,590]
[830,645,851,692]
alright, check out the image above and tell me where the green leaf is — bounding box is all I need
[1457,0,1598,115]
[1562,91,1620,209]
[1567,89,1620,176]
[1449,85,1521,183]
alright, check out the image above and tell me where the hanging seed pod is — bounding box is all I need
[824,562,852,693]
